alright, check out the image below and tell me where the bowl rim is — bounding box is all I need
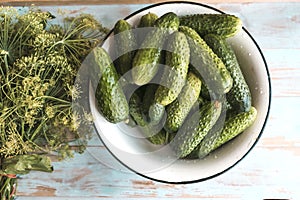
[92,0,272,184]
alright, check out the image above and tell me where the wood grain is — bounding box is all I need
[9,2,300,200]
[1,0,299,6]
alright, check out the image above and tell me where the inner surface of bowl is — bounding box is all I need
[90,2,271,183]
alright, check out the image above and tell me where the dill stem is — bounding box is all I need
[36,96,70,104]
[0,64,5,79]
[4,55,9,78]
[29,119,47,141]
[21,121,25,138]
[0,176,11,194]
[1,105,19,121]
[53,104,71,109]
[47,40,65,55]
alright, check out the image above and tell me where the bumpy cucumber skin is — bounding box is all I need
[142,84,165,125]
[187,114,224,159]
[187,105,226,159]
[138,12,159,28]
[131,110,169,145]
[154,31,190,106]
[165,72,202,133]
[170,101,222,158]
[190,94,209,116]
[148,103,165,125]
[179,14,242,38]
[147,128,169,145]
[113,19,137,77]
[137,13,159,47]
[197,106,257,159]
[129,91,147,127]
[94,47,129,123]
[142,84,159,114]
[179,26,233,95]
[128,87,168,145]
[132,12,180,85]
[154,12,180,30]
[204,34,252,112]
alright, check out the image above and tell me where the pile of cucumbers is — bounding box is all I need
[92,12,257,159]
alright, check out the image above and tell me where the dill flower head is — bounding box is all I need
[0,122,34,158]
[0,6,108,176]
[0,7,52,65]
[16,9,52,36]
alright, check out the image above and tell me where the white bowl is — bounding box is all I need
[89,1,271,183]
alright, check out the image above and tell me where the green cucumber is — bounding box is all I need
[137,12,159,47]
[179,26,233,95]
[138,12,159,28]
[142,84,165,125]
[190,95,209,116]
[132,12,179,85]
[128,88,168,145]
[129,91,147,127]
[94,47,129,123]
[170,101,222,158]
[179,14,242,38]
[147,31,190,124]
[148,102,165,125]
[197,106,257,159]
[129,100,168,145]
[113,19,137,78]
[203,34,252,112]
[142,84,159,114]
[147,128,169,145]
[154,31,190,106]
[165,72,202,133]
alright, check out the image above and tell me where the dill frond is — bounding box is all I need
[0,6,108,179]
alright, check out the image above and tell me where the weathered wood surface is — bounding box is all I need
[1,0,299,6]
[9,2,300,199]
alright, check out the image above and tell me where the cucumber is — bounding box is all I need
[129,91,148,127]
[190,94,209,115]
[154,12,180,30]
[148,102,165,125]
[154,31,190,106]
[113,19,137,78]
[142,84,165,125]
[197,106,257,159]
[147,128,169,145]
[94,47,129,123]
[137,12,159,47]
[138,12,159,28]
[165,72,202,133]
[147,31,190,124]
[186,115,224,159]
[128,88,168,145]
[179,26,233,95]
[132,12,180,85]
[203,34,252,112]
[170,101,222,158]
[180,14,242,38]
[142,84,159,114]
[187,103,227,159]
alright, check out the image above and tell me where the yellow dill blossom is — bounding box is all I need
[0,6,108,186]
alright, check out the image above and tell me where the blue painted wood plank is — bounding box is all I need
[215,3,300,49]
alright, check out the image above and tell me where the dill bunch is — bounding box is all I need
[0,5,109,191]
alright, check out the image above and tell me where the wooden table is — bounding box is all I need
[3,1,300,199]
